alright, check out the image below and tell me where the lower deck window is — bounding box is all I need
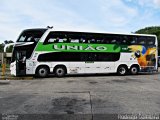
[37,52,120,62]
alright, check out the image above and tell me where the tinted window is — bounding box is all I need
[68,33,84,43]
[119,36,130,45]
[102,35,117,44]
[17,29,46,43]
[138,37,147,45]
[44,32,156,46]
[44,32,68,44]
[38,52,120,62]
[129,36,155,45]
[147,37,155,45]
[130,37,137,45]
[97,53,120,61]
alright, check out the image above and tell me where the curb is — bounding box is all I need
[0,80,10,84]
[0,76,33,80]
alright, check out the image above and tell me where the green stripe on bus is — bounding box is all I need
[35,42,130,53]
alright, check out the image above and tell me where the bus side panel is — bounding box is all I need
[10,61,16,76]
[101,62,115,73]
[69,62,85,74]
[26,60,33,75]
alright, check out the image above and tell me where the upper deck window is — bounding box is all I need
[147,37,155,45]
[44,31,156,46]
[44,32,68,44]
[137,37,147,45]
[130,37,137,45]
[17,29,46,42]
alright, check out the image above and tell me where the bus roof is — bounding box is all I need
[22,28,48,32]
[24,28,157,38]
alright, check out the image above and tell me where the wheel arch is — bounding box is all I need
[53,64,67,74]
[117,64,129,75]
[130,64,140,71]
[117,64,128,70]
[35,65,50,74]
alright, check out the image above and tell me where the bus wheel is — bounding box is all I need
[130,66,139,75]
[36,66,49,78]
[54,66,66,77]
[117,65,128,76]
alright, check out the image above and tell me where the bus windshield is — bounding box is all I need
[17,29,47,42]
[11,29,47,62]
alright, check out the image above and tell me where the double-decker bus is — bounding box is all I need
[10,28,158,77]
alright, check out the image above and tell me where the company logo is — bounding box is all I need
[53,44,107,51]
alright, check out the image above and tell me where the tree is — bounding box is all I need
[0,44,4,52]
[4,40,14,44]
[135,26,160,55]
[6,45,13,52]
[4,40,14,52]
[0,40,14,52]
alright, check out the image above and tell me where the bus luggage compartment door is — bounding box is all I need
[85,61,101,73]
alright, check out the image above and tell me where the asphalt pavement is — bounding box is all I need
[0,73,160,120]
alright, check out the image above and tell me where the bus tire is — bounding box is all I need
[36,66,49,78]
[130,65,139,75]
[54,66,66,77]
[117,65,128,76]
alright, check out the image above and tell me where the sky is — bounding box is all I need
[0,0,160,43]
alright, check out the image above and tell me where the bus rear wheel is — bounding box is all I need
[36,66,49,78]
[54,66,66,77]
[117,65,128,76]
[130,66,139,75]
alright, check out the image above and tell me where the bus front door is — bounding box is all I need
[16,51,26,76]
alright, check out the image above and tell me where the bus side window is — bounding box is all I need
[111,39,117,44]
[138,37,146,45]
[103,35,117,44]
[44,32,69,44]
[97,39,102,43]
[88,53,97,61]
[93,35,103,44]
[85,34,93,43]
[68,34,80,43]
[147,37,155,45]
[130,37,137,45]
[58,38,67,43]
[81,53,88,61]
[147,40,154,45]
[120,36,129,45]
[82,39,88,43]
[102,35,109,44]
[110,36,119,44]
[48,38,57,43]
[66,38,71,43]
[90,39,96,43]
[79,38,82,43]
[26,36,33,42]
[70,38,79,43]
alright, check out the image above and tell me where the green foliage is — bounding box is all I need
[0,44,4,52]
[135,26,160,55]
[0,40,14,53]
[6,45,13,52]
[4,40,14,44]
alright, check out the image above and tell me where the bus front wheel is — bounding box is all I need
[117,65,128,76]
[36,66,49,78]
[54,66,66,77]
